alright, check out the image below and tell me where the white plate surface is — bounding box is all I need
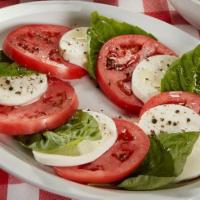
[0,1,200,200]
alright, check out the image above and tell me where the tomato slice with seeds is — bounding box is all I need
[96,35,176,114]
[140,91,200,117]
[0,77,78,135]
[54,119,150,184]
[3,24,87,80]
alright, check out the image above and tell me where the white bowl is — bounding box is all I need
[0,1,200,200]
[170,0,200,28]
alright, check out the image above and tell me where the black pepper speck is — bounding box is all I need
[167,121,172,125]
[9,86,13,91]
[173,122,177,126]
[152,118,157,124]
[15,91,21,95]
[5,80,10,85]
[187,118,191,122]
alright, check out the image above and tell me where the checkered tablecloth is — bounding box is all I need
[0,0,200,199]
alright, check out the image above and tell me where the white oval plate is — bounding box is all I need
[0,1,200,200]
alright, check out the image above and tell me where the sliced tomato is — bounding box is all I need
[140,91,200,117]
[54,119,150,184]
[0,77,78,135]
[96,35,176,114]
[3,24,87,80]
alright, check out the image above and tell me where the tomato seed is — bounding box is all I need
[80,164,104,171]
[49,49,62,63]
[106,46,140,71]
[119,129,133,141]
[112,150,132,162]
[117,79,132,96]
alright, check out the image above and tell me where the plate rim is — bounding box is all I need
[0,1,200,200]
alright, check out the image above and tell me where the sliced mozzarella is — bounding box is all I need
[138,104,200,181]
[33,111,117,166]
[0,74,47,106]
[59,27,88,67]
[131,55,177,102]
[138,104,200,134]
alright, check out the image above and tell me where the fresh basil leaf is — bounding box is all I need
[0,62,35,76]
[118,132,199,190]
[118,175,175,191]
[193,44,200,67]
[87,11,156,79]
[161,44,200,94]
[16,110,102,155]
[158,132,199,176]
[0,50,35,76]
[87,30,102,79]
[132,134,175,177]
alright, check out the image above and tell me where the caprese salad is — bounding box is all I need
[0,11,200,191]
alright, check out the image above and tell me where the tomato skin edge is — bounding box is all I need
[3,40,87,80]
[0,93,78,136]
[54,119,150,184]
[95,34,176,115]
[140,91,200,117]
[96,67,143,114]
[3,24,87,80]
[0,78,79,136]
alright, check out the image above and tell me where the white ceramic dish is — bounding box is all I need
[170,0,200,28]
[0,1,200,200]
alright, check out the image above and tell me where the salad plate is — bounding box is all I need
[0,1,200,200]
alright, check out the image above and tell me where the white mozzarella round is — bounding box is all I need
[0,74,47,106]
[33,111,118,166]
[138,104,200,181]
[131,55,177,102]
[59,27,88,67]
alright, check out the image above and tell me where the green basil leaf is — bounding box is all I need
[118,175,175,191]
[0,62,35,76]
[158,132,199,176]
[132,134,174,177]
[161,44,200,94]
[16,110,102,155]
[0,50,35,76]
[193,44,200,67]
[87,11,156,79]
[118,132,199,190]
